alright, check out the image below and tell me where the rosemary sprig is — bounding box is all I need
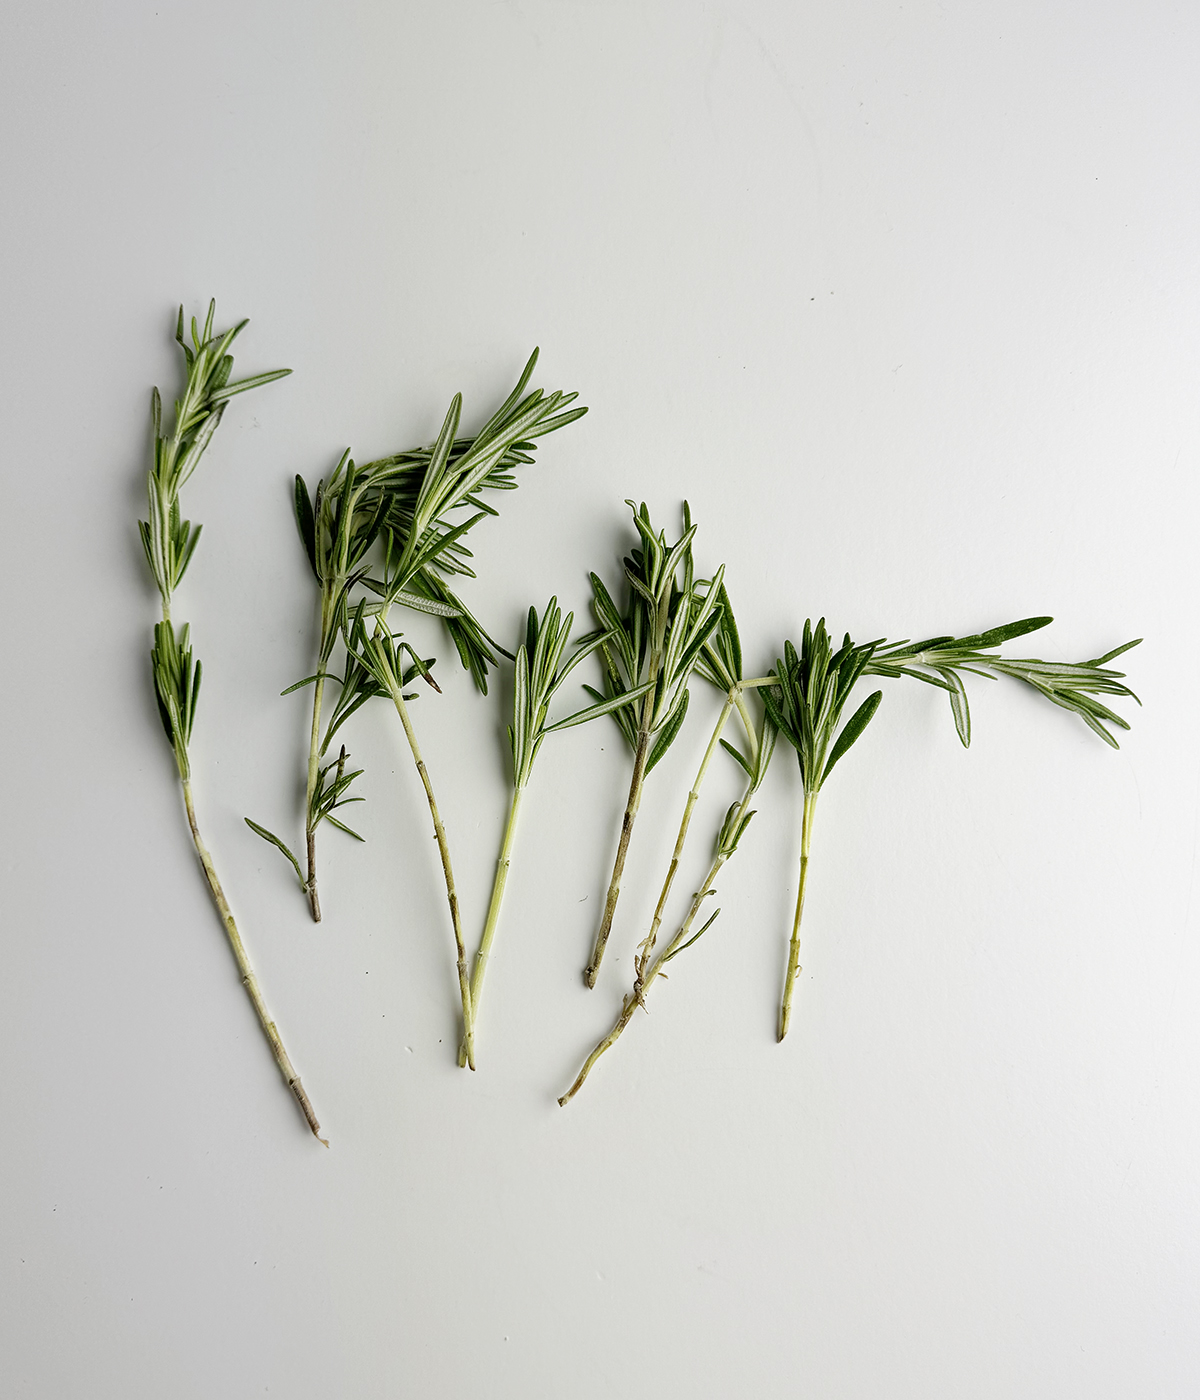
[582,501,726,987]
[760,621,884,1043]
[559,688,777,1104]
[458,600,653,1068]
[140,303,325,1144]
[764,614,1142,1044]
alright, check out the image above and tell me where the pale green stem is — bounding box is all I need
[181,777,327,1144]
[634,693,734,992]
[778,788,817,1042]
[560,782,755,1106]
[585,632,667,989]
[303,668,327,922]
[585,724,651,988]
[387,681,475,1069]
[732,689,759,767]
[457,781,526,1068]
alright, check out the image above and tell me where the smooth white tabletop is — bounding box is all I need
[2,3,1196,1396]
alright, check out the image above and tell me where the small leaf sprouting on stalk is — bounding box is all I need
[760,620,885,1043]
[140,302,324,1144]
[867,618,1141,748]
[248,349,586,924]
[459,599,653,1068]
[582,501,726,988]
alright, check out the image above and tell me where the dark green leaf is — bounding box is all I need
[819,690,883,789]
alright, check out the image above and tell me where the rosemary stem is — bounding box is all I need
[560,787,751,1106]
[635,694,734,991]
[585,725,651,988]
[778,789,817,1042]
[457,781,526,1068]
[387,683,475,1069]
[303,669,326,922]
[180,778,327,1144]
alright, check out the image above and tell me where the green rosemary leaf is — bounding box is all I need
[943,668,971,747]
[207,366,293,402]
[646,686,689,775]
[244,819,306,888]
[820,690,883,787]
[719,737,753,776]
[294,474,319,579]
[662,908,720,962]
[544,679,656,733]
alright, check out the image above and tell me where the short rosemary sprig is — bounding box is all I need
[141,303,325,1143]
[582,502,726,987]
[760,621,885,1043]
[763,614,1141,1044]
[457,600,653,1068]
[559,694,777,1104]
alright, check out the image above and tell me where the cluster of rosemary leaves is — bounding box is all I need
[140,304,1141,1141]
[556,505,1140,1102]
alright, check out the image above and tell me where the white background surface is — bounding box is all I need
[2,2,1198,1396]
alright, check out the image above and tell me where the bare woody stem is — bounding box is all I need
[778,789,817,1042]
[303,670,326,922]
[181,778,327,1144]
[634,693,734,994]
[584,725,651,988]
[457,782,526,1068]
[386,683,475,1069]
[560,785,752,1106]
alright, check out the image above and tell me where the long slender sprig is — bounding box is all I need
[559,693,777,1104]
[760,621,885,1043]
[141,303,325,1143]
[582,501,726,987]
[458,600,653,1068]
[866,617,1141,747]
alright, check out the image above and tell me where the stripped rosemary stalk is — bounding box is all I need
[140,303,325,1143]
[582,502,725,987]
[559,684,777,1103]
[458,600,652,1068]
